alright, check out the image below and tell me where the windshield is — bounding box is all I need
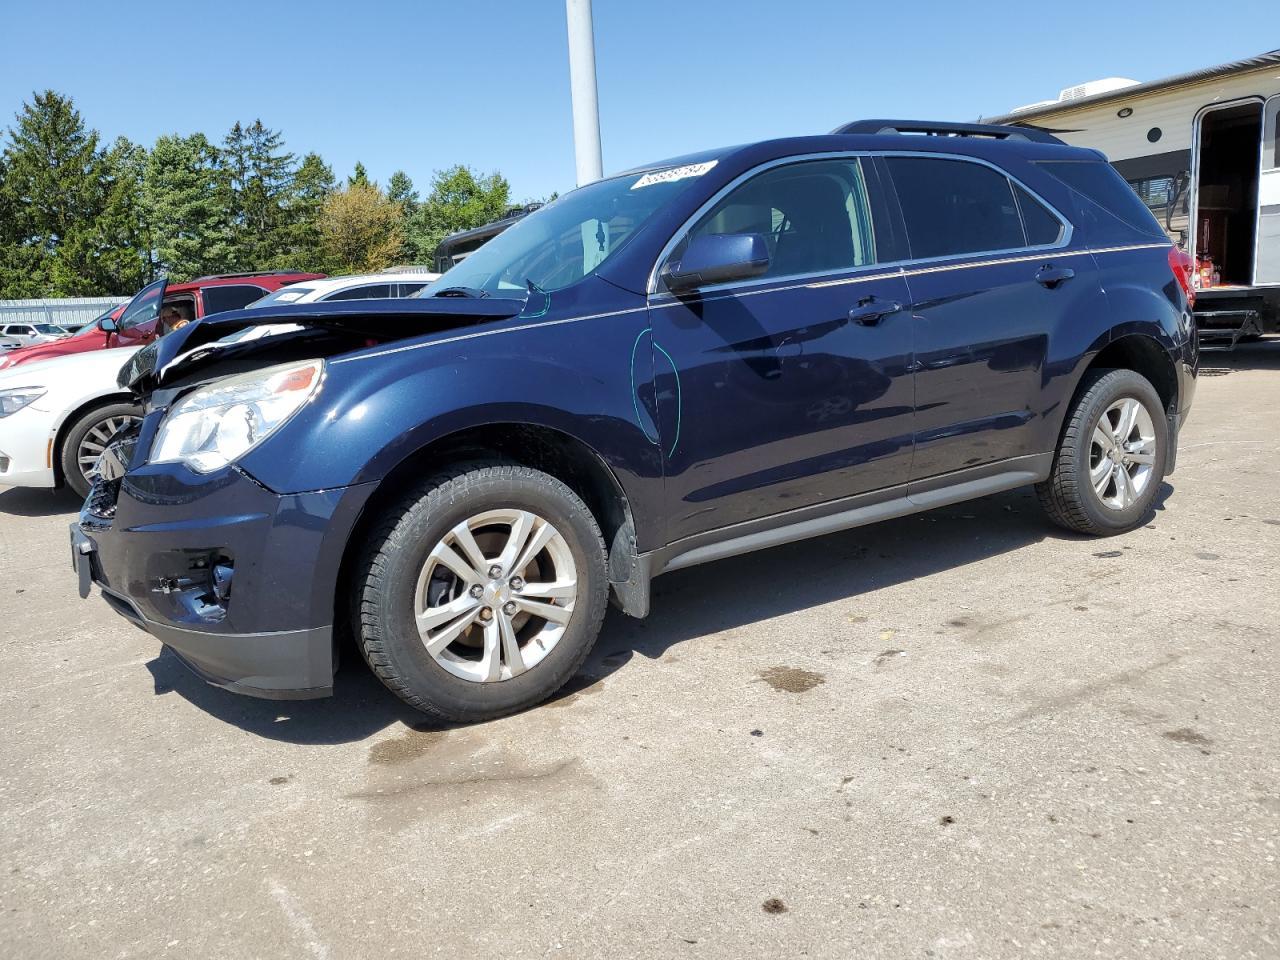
[32,324,63,334]
[248,286,316,309]
[424,160,719,298]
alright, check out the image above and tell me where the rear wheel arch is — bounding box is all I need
[335,423,644,645]
[1085,334,1179,414]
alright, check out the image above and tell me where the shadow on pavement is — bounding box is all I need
[141,482,1173,743]
[145,647,424,745]
[0,485,81,517]
[1199,336,1280,372]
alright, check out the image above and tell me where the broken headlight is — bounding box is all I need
[151,360,323,473]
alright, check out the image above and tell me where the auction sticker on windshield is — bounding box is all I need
[631,161,718,190]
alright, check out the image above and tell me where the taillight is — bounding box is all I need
[1168,248,1194,307]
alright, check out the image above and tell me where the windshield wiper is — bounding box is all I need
[432,286,489,299]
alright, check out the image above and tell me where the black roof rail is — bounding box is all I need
[832,119,1065,145]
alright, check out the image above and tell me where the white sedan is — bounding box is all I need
[245,271,439,308]
[0,322,70,346]
[0,346,142,498]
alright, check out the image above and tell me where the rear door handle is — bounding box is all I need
[1035,265,1075,288]
[848,297,903,326]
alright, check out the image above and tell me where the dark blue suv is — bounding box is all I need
[72,120,1198,722]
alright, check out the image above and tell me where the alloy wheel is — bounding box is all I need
[413,509,578,682]
[1088,397,1157,510]
[77,415,140,482]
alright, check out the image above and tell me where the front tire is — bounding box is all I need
[356,463,609,723]
[1037,368,1169,535]
[59,401,143,499]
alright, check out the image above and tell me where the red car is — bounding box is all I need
[0,271,324,370]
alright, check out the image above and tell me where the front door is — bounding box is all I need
[648,156,916,544]
[113,278,167,346]
[1257,95,1280,285]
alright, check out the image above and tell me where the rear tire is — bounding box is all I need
[59,401,142,499]
[355,463,609,723]
[1037,368,1169,536]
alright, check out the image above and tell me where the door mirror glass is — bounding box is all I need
[661,233,770,292]
[99,316,118,333]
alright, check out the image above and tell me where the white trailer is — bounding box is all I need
[985,49,1280,341]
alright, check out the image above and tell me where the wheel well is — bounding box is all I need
[332,424,638,641]
[1086,336,1178,413]
[50,392,136,488]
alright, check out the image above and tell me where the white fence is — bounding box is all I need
[0,296,129,328]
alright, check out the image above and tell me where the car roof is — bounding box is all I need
[291,273,439,294]
[620,130,1101,183]
[165,272,326,294]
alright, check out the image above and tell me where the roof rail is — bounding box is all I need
[832,119,1065,145]
[192,270,308,281]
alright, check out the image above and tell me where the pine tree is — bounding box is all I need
[223,120,295,269]
[82,136,151,293]
[0,149,49,297]
[348,161,371,189]
[272,151,334,271]
[0,90,112,294]
[387,170,418,215]
[145,133,234,280]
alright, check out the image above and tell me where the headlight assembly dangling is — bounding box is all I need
[151,359,324,473]
[0,386,46,418]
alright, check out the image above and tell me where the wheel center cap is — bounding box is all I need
[484,582,509,605]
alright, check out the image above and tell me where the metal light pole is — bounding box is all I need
[565,0,603,186]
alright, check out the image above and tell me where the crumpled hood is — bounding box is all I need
[118,296,527,394]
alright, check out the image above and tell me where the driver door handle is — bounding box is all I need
[848,297,903,327]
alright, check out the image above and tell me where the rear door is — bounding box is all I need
[1257,95,1280,285]
[649,155,916,542]
[882,154,1099,482]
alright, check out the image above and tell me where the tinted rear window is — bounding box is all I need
[885,157,1025,259]
[1035,160,1166,239]
[204,284,269,314]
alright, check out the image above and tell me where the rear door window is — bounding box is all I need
[1013,184,1066,246]
[885,156,1026,259]
[322,284,394,301]
[203,284,269,315]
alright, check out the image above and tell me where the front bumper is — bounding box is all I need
[0,408,55,488]
[74,453,376,699]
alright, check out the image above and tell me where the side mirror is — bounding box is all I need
[661,233,770,293]
[99,316,118,333]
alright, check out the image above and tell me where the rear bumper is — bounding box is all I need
[75,458,376,699]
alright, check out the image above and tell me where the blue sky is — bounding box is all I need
[0,0,1273,201]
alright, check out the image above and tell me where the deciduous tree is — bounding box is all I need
[404,165,510,264]
[316,183,404,274]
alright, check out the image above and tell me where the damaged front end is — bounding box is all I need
[118,296,526,396]
[71,295,530,698]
